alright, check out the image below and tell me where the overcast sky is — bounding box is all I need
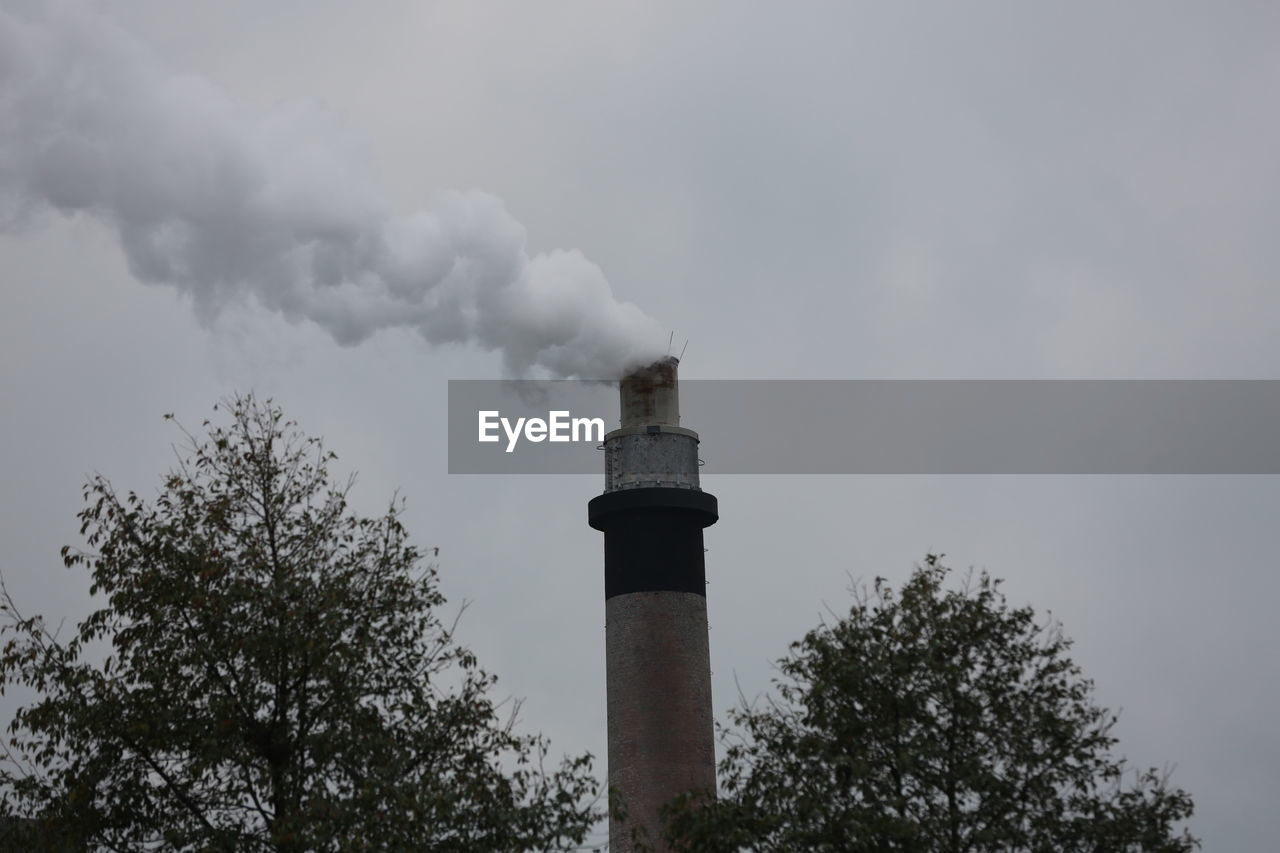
[3,1,1279,848]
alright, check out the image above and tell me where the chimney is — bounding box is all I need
[588,357,718,852]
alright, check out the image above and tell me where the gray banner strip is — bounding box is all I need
[448,380,1280,474]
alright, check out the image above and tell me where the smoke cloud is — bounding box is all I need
[0,4,665,379]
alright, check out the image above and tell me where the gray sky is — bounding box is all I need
[3,1,1278,848]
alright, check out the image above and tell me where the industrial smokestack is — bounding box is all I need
[588,357,718,852]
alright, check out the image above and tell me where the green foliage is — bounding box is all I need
[664,556,1198,853]
[0,395,599,851]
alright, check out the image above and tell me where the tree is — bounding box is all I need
[0,395,599,852]
[663,556,1198,852]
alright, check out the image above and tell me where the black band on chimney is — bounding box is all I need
[589,488,718,599]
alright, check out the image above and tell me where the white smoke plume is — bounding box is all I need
[0,3,666,379]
